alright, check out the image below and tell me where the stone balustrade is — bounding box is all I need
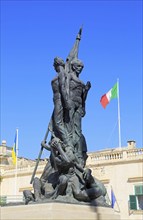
[126,148,143,158]
[3,164,46,177]
[1,148,143,176]
[87,148,143,165]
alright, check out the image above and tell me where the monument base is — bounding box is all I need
[1,202,120,220]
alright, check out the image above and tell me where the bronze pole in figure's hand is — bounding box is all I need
[30,127,50,184]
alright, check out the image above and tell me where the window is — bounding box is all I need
[129,185,143,210]
[0,196,7,205]
[135,185,143,195]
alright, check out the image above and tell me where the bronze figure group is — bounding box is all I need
[23,28,109,207]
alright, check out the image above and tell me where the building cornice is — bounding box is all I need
[127,177,143,183]
[2,170,42,179]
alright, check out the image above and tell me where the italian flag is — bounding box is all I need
[100,83,118,109]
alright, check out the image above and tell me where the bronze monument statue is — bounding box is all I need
[23,28,109,207]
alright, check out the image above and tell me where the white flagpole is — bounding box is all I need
[117,79,121,148]
[15,128,18,197]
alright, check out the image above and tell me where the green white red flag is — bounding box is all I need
[100,83,118,108]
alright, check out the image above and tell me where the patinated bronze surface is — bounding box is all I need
[23,28,109,207]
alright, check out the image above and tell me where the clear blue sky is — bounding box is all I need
[1,0,142,159]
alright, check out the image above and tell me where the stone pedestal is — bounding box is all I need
[1,202,120,220]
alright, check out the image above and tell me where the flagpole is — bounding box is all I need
[117,79,121,148]
[15,128,18,197]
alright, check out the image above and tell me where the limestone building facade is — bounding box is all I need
[0,140,143,220]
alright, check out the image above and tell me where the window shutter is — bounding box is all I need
[135,185,143,195]
[129,195,137,210]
